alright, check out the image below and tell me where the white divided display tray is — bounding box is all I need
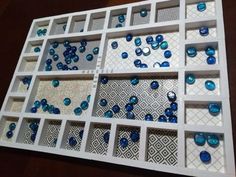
[0,0,235,176]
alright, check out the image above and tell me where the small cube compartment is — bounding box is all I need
[86,123,111,155]
[11,76,32,93]
[131,4,151,26]
[0,116,19,142]
[30,20,49,38]
[61,121,85,151]
[39,119,61,147]
[88,12,106,31]
[50,17,68,35]
[25,40,43,54]
[16,118,40,145]
[108,8,127,29]
[156,0,179,22]
[18,56,38,72]
[114,126,140,160]
[5,97,25,113]
[69,15,86,33]
[146,128,178,166]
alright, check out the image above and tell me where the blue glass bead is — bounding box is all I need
[170,102,178,111]
[79,130,84,139]
[69,137,77,147]
[115,23,122,28]
[153,62,161,68]
[9,123,16,131]
[150,81,159,90]
[63,98,71,106]
[167,91,176,102]
[160,61,170,67]
[79,46,86,53]
[120,137,128,148]
[34,100,41,108]
[208,103,221,116]
[205,46,215,56]
[165,108,173,117]
[93,47,99,55]
[37,29,42,36]
[87,95,91,102]
[103,131,110,144]
[42,104,49,112]
[101,76,108,84]
[135,48,143,56]
[86,54,93,61]
[207,56,216,65]
[34,47,41,53]
[63,40,70,47]
[42,28,47,35]
[63,24,67,31]
[164,50,172,58]
[104,110,113,118]
[194,133,206,146]
[142,47,151,56]
[126,34,133,42]
[169,115,177,123]
[45,65,52,71]
[52,54,59,61]
[80,39,87,46]
[72,66,78,70]
[71,46,77,52]
[151,41,159,50]
[140,8,148,17]
[53,107,60,114]
[200,151,211,164]
[126,112,135,119]
[130,131,139,142]
[49,49,55,55]
[112,104,120,113]
[156,35,164,43]
[29,122,38,132]
[129,96,138,105]
[205,80,216,91]
[207,134,219,147]
[65,58,72,64]
[46,59,52,65]
[134,59,142,67]
[145,114,153,121]
[6,130,13,139]
[52,79,60,87]
[99,99,107,107]
[41,99,47,106]
[22,77,29,84]
[62,65,69,70]
[118,14,125,23]
[130,76,139,85]
[31,107,37,113]
[111,41,118,49]
[199,26,209,36]
[121,52,128,59]
[140,63,148,68]
[158,115,167,122]
[48,105,54,114]
[30,133,36,142]
[74,107,82,116]
[80,101,89,110]
[197,2,207,12]
[125,103,134,112]
[186,47,197,57]
[73,55,79,62]
[160,41,168,50]
[146,36,153,44]
[134,37,142,46]
[186,74,196,85]
[56,62,63,70]
[52,41,59,48]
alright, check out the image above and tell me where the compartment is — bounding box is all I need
[25,40,43,54]
[16,118,40,145]
[39,34,101,71]
[185,70,220,96]
[131,4,151,26]
[69,15,86,33]
[102,25,179,70]
[0,116,19,142]
[93,73,178,122]
[156,0,179,22]
[11,76,32,93]
[39,119,61,147]
[146,128,178,166]
[50,17,68,35]
[61,121,85,151]
[114,125,140,160]
[27,75,93,115]
[5,97,25,112]
[30,20,50,38]
[86,123,111,155]
[108,8,127,29]
[185,131,225,173]
[88,12,106,31]
[18,56,38,72]
[186,0,216,19]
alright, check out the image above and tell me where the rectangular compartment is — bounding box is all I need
[11,76,32,93]
[69,15,86,33]
[30,20,49,38]
[86,123,110,155]
[88,12,106,31]
[108,8,127,29]
[39,119,62,147]
[5,97,25,113]
[0,116,19,142]
[18,56,38,72]
[25,40,43,54]
[156,0,179,22]
[50,17,68,35]
[131,4,151,26]
[16,118,40,145]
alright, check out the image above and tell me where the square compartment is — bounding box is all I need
[156,0,179,22]
[39,119,62,147]
[0,116,19,142]
[131,4,151,26]
[50,17,68,35]
[88,12,106,31]
[11,76,32,93]
[5,97,25,112]
[16,118,40,145]
[30,20,50,38]
[108,8,127,29]
[69,15,86,33]
[61,121,85,151]
[146,128,178,166]
[86,123,111,155]
[18,56,38,72]
[25,40,43,54]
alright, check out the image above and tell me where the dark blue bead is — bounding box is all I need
[65,58,72,64]
[145,114,153,121]
[194,133,206,146]
[63,98,71,106]
[150,81,159,90]
[29,122,38,132]
[140,8,148,17]
[115,23,122,28]
[199,26,209,36]
[80,101,89,110]
[205,47,215,56]
[186,47,197,57]
[86,54,94,61]
[53,108,60,114]
[169,115,177,123]
[112,104,120,113]
[101,76,108,84]
[52,79,60,87]
[99,99,107,107]
[69,137,77,147]
[104,110,113,118]
[167,91,177,102]
[79,130,84,139]
[134,59,142,67]
[30,133,36,142]
[207,134,219,147]
[120,137,128,148]
[130,76,139,85]
[121,52,128,59]
[129,96,138,105]
[146,36,153,44]
[103,131,110,144]
[56,62,63,70]
[34,100,41,108]
[158,115,167,122]
[62,65,69,70]
[41,98,47,106]
[126,34,133,42]
[126,112,135,119]
[9,123,16,131]
[197,2,207,12]
[74,107,82,116]
[205,80,216,91]
[140,63,148,68]
[34,47,41,53]
[200,151,211,164]
[135,48,143,56]
[125,103,134,112]
[111,41,118,49]
[93,47,99,55]
[160,61,170,67]
[207,56,216,65]
[80,39,87,47]
[46,59,52,65]
[52,54,59,61]
[22,77,29,84]
[156,35,164,43]
[6,130,13,138]
[80,29,84,32]
[170,102,178,111]
[186,74,196,85]
[63,40,70,47]
[134,37,142,46]
[130,131,139,142]
[151,41,159,50]
[31,107,37,113]
[72,66,78,70]
[45,65,52,71]
[208,103,221,116]
[79,46,86,53]
[71,46,77,52]
[49,49,55,55]
[53,138,57,144]
[164,50,172,58]
[118,14,125,23]
[52,41,59,48]
[165,108,173,117]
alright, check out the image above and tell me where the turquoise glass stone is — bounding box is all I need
[194,133,206,146]
[197,2,207,12]
[42,28,47,35]
[156,34,164,43]
[170,102,178,111]
[169,115,177,123]
[87,95,91,102]
[150,81,159,89]
[205,80,216,91]
[140,8,148,17]
[207,134,219,147]
[120,137,128,148]
[130,131,139,142]
[69,137,77,147]
[126,34,133,42]
[48,105,55,114]
[112,104,120,113]
[121,52,128,59]
[9,123,16,131]
[111,41,118,49]
[103,131,110,144]
[208,103,221,116]
[118,14,125,23]
[205,46,215,56]
[93,47,99,55]
[86,54,93,61]
[80,101,89,110]
[186,47,197,57]
[99,99,107,107]
[200,151,211,164]
[52,41,59,48]
[73,55,79,62]
[37,29,42,36]
[165,108,173,117]
[151,41,159,50]
[6,130,13,139]
[134,37,142,46]
[49,48,55,55]
[207,56,216,65]
[164,50,172,58]
[145,114,153,121]
[79,46,86,53]
[129,96,138,105]
[45,65,52,71]
[186,74,196,85]
[30,107,37,113]
[34,100,41,108]
[63,98,71,106]
[160,41,168,50]
[130,76,139,85]
[104,110,113,118]
[65,58,72,64]
[125,103,134,112]
[126,112,135,119]
[52,79,60,87]
[74,107,82,116]
[34,47,41,53]
[158,115,167,122]
[79,130,84,139]
[42,104,49,112]
[167,91,177,102]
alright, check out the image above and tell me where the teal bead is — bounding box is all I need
[42,104,49,112]
[93,47,99,55]
[194,133,206,146]
[34,100,41,108]
[151,41,159,50]
[104,110,113,118]
[63,98,71,106]
[118,14,125,23]
[140,8,148,17]
[86,54,93,61]
[49,48,55,55]
[34,47,41,53]
[186,74,196,85]
[205,80,216,91]
[129,96,138,105]
[45,65,52,71]
[52,41,59,48]
[160,41,168,50]
[52,79,60,87]
[87,95,91,102]
[205,46,215,56]
[80,101,89,110]
[74,107,82,116]
[130,76,139,85]
[134,37,142,46]
[79,46,86,53]
[207,134,219,147]
[186,47,197,57]
[197,2,206,12]
[208,103,221,116]
[9,123,16,131]
[48,105,54,114]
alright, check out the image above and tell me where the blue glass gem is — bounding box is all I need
[80,39,87,46]
[140,63,148,68]
[46,59,52,65]
[86,54,94,61]
[112,104,120,113]
[199,26,209,36]
[125,103,134,112]
[42,104,49,112]
[160,61,170,67]
[142,47,151,56]
[146,36,153,44]
[71,46,77,52]
[37,29,42,36]
[165,108,173,117]
[153,62,161,68]
[62,65,68,70]
[73,55,79,62]
[186,47,197,57]
[134,37,142,46]
[31,107,37,113]
[80,101,89,110]
[42,28,47,35]
[49,48,55,55]
[145,114,153,121]
[169,115,177,123]
[22,77,30,85]
[74,107,82,116]
[93,47,99,55]
[150,81,159,90]
[52,41,59,48]
[9,123,16,131]
[63,24,67,31]
[151,41,159,50]
[208,103,221,116]
[101,76,108,84]
[164,50,172,58]
[63,98,71,106]
[130,76,139,85]
[134,59,142,67]
[205,46,215,56]
[170,102,178,111]
[158,115,167,122]
[111,41,118,49]
[205,80,216,91]
[126,112,135,119]
[79,130,84,139]
[135,48,143,56]
[30,133,36,142]
[52,54,59,61]
[121,52,128,59]
[69,137,77,147]
[65,58,72,65]
[72,66,78,70]
[140,8,148,17]
[126,34,133,42]
[197,2,207,12]
[87,95,91,102]
[156,34,164,43]
[186,74,196,85]
[160,41,168,50]
[129,96,138,105]
[194,133,206,146]
[103,131,110,144]
[6,130,13,139]
[41,98,47,106]
[53,108,60,114]
[29,122,38,132]
[115,24,122,28]
[207,134,219,147]
[48,105,54,114]
[120,137,128,148]
[207,56,216,65]
[45,65,52,71]
[79,46,86,53]
[200,151,211,164]
[52,79,60,87]
[99,99,107,107]
[167,91,176,102]
[118,14,125,23]
[57,62,63,70]
[104,110,113,118]
[64,40,70,47]
[34,47,41,53]
[34,100,41,108]
[130,131,140,142]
